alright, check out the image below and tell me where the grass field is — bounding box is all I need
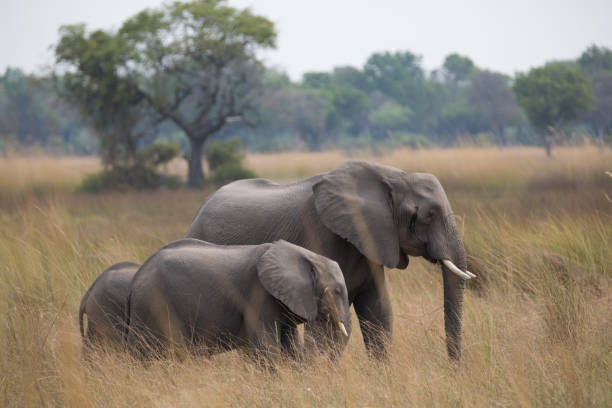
[1,146,610,406]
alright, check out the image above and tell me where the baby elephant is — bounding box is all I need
[125,239,351,363]
[79,261,140,348]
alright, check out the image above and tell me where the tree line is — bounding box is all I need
[1,0,611,187]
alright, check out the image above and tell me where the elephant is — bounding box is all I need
[124,238,351,363]
[185,160,475,360]
[79,261,140,349]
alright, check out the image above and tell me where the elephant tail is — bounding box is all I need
[78,290,89,343]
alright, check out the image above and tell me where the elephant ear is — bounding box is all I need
[313,161,400,268]
[257,241,318,321]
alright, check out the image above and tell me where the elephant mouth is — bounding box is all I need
[405,242,437,264]
[404,245,475,280]
[423,252,438,264]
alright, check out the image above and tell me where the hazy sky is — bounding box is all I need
[2,0,611,80]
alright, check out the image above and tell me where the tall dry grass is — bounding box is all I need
[0,156,100,195]
[247,146,611,189]
[0,146,610,406]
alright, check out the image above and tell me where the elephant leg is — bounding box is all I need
[279,323,302,361]
[243,324,278,372]
[353,270,392,360]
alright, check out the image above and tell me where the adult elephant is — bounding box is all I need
[186,160,474,360]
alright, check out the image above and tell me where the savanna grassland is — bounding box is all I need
[1,146,610,407]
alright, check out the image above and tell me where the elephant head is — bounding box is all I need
[257,240,351,339]
[312,160,474,359]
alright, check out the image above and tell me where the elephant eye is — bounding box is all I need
[409,212,417,233]
[334,287,341,295]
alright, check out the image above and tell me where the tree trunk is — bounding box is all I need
[544,126,557,158]
[544,130,554,157]
[498,126,507,148]
[545,139,552,157]
[187,137,205,188]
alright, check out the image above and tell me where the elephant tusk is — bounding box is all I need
[338,322,348,337]
[441,259,475,280]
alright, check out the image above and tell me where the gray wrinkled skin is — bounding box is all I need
[79,262,140,349]
[125,239,351,363]
[186,160,468,360]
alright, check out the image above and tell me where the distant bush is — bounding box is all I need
[78,172,107,193]
[140,141,180,167]
[78,141,181,192]
[211,162,257,186]
[336,132,376,154]
[204,137,257,186]
[388,132,432,149]
[205,138,244,171]
[79,165,182,193]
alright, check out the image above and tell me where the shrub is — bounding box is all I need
[204,137,257,186]
[78,165,181,193]
[140,141,180,167]
[78,172,107,193]
[78,141,181,192]
[205,138,244,171]
[389,132,432,149]
[211,162,257,186]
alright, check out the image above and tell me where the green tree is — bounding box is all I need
[330,85,369,135]
[289,89,332,150]
[332,66,369,91]
[261,68,291,90]
[254,86,332,150]
[0,68,52,149]
[465,70,523,146]
[369,102,413,140]
[118,0,276,187]
[440,53,475,99]
[578,45,612,144]
[583,72,612,144]
[0,68,92,154]
[55,24,148,167]
[437,98,482,143]
[513,62,594,156]
[301,71,369,137]
[302,72,333,89]
[363,51,426,111]
[578,45,612,77]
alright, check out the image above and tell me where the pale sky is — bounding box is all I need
[2,0,611,80]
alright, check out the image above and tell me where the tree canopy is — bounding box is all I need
[465,70,522,146]
[53,0,275,187]
[513,62,594,155]
[55,24,150,166]
[578,45,612,143]
[118,0,276,187]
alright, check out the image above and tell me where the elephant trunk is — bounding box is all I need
[442,263,466,360]
[331,292,353,347]
[441,218,467,360]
